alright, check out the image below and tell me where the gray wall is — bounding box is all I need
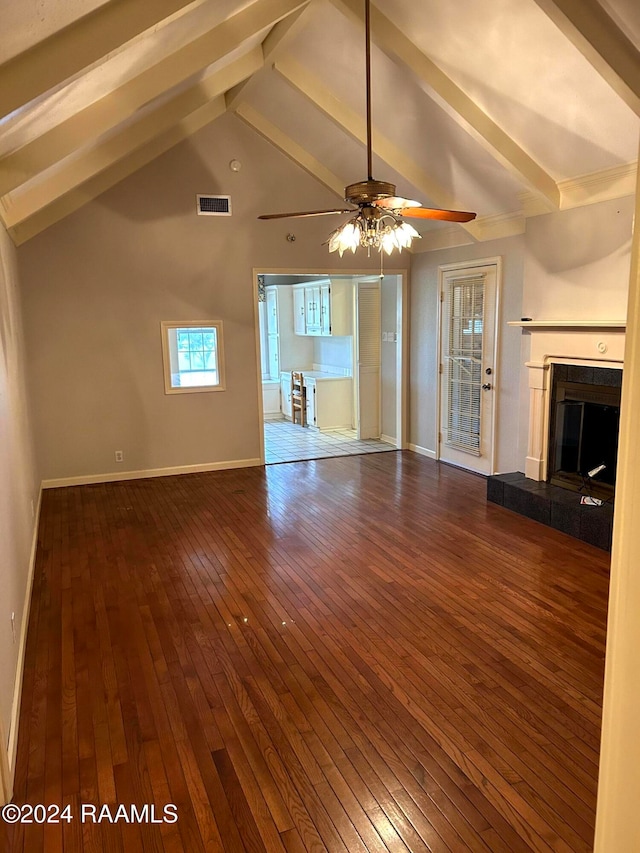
[18,113,402,482]
[0,224,39,760]
[14,112,636,491]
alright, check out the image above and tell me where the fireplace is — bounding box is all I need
[548,364,621,496]
[486,320,626,550]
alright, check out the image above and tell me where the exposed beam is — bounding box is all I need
[234,102,345,199]
[273,57,479,237]
[225,3,312,112]
[327,0,560,210]
[1,46,256,230]
[531,0,640,116]
[4,98,228,246]
[0,0,309,197]
[0,0,203,120]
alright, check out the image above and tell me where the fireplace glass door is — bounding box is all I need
[549,374,621,492]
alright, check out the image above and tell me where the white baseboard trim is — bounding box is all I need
[42,457,263,489]
[6,485,43,796]
[408,443,437,459]
[380,434,398,447]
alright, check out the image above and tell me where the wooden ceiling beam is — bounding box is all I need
[4,97,228,246]
[0,0,309,197]
[0,0,207,120]
[225,3,312,112]
[0,46,262,230]
[327,0,560,210]
[234,102,345,199]
[531,0,640,116]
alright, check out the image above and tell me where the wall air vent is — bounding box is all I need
[196,195,232,216]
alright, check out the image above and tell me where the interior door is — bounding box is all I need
[355,280,381,440]
[438,262,499,474]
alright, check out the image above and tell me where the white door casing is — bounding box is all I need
[438,259,501,475]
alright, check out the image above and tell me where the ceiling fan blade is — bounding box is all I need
[258,208,355,220]
[402,207,477,223]
[374,196,422,210]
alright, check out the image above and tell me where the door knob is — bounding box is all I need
[482,383,492,391]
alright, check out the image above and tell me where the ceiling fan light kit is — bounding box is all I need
[327,209,420,257]
[258,0,476,255]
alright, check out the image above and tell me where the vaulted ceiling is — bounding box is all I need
[1,0,639,249]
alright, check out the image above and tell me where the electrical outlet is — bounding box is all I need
[11,612,16,644]
[115,450,124,463]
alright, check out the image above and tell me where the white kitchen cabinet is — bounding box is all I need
[293,286,306,335]
[293,279,352,337]
[266,287,278,334]
[305,285,321,334]
[267,333,279,378]
[262,382,281,416]
[266,285,313,377]
[310,377,352,429]
[319,284,331,336]
[280,373,292,418]
[281,371,351,428]
[325,279,353,336]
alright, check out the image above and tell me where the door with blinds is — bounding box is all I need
[438,262,499,474]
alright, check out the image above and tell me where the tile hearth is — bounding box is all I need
[487,472,613,551]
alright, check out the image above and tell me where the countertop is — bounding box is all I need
[281,370,352,381]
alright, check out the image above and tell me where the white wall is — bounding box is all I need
[0,224,39,787]
[18,113,401,484]
[313,335,352,372]
[409,235,525,471]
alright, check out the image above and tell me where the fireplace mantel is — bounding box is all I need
[508,320,626,330]
[514,322,625,481]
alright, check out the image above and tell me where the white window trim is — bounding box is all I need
[161,320,226,394]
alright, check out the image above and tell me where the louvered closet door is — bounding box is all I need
[438,263,498,475]
[356,281,381,440]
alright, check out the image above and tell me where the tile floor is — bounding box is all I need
[264,418,397,464]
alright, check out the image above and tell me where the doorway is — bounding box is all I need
[438,258,500,475]
[254,269,407,464]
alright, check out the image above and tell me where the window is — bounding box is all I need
[161,321,225,394]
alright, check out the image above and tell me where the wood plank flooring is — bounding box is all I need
[2,452,609,852]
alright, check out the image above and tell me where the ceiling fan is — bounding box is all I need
[258,0,476,255]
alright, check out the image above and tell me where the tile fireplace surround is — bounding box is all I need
[487,320,625,551]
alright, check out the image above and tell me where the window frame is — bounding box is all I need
[161,320,226,395]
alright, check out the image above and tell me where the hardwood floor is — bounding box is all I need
[2,452,609,852]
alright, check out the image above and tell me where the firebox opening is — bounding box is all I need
[548,368,621,497]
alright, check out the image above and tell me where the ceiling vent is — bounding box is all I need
[196,194,232,216]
